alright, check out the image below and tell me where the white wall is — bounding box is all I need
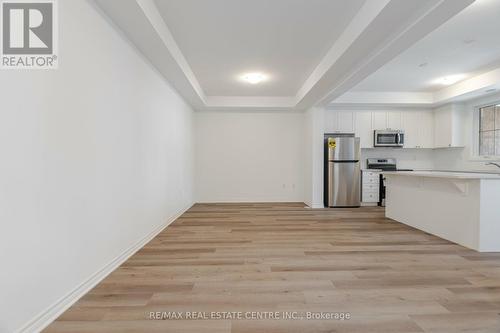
[0,1,194,332]
[304,107,325,208]
[304,109,313,206]
[195,111,305,202]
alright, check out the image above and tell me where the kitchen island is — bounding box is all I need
[384,171,500,252]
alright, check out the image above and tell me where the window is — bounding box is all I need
[479,104,500,156]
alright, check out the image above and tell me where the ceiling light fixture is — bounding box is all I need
[241,72,267,84]
[463,39,476,45]
[434,74,465,86]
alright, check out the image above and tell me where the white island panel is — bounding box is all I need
[384,172,500,252]
[479,180,500,252]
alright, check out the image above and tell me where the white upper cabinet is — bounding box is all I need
[337,111,355,133]
[325,109,435,149]
[324,111,338,133]
[354,112,373,148]
[324,111,355,133]
[372,111,402,130]
[402,112,420,148]
[401,111,434,148]
[420,111,434,148]
[387,111,402,129]
[325,110,370,146]
[372,112,387,130]
[433,104,464,148]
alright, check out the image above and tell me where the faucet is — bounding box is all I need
[486,162,500,169]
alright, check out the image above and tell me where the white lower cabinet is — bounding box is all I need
[362,183,379,192]
[361,170,380,203]
[362,192,379,203]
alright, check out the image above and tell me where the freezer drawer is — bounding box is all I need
[328,161,360,207]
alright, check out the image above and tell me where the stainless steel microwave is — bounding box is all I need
[374,130,405,147]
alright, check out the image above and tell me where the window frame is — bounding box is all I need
[472,101,500,161]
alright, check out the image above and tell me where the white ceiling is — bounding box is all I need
[154,0,365,96]
[352,0,500,93]
[95,0,475,110]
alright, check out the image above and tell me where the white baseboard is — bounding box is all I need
[361,202,379,207]
[16,202,194,333]
[310,203,324,209]
[304,203,324,209]
[196,199,306,203]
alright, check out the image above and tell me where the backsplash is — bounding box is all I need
[433,147,500,172]
[361,148,435,170]
[362,147,500,173]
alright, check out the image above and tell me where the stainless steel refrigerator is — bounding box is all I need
[324,134,361,207]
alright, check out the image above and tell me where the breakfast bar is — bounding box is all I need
[384,171,500,252]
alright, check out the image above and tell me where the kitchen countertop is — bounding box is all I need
[382,170,500,179]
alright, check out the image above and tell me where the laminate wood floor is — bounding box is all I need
[44,203,500,333]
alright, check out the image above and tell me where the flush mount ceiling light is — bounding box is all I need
[463,38,476,45]
[241,73,267,84]
[434,74,466,86]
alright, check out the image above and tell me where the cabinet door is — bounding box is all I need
[402,112,420,148]
[450,105,464,147]
[434,109,452,147]
[324,111,338,133]
[419,112,434,148]
[372,112,387,130]
[337,111,355,133]
[324,111,355,133]
[354,112,373,148]
[387,111,402,129]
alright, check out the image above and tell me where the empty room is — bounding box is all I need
[2,0,500,332]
